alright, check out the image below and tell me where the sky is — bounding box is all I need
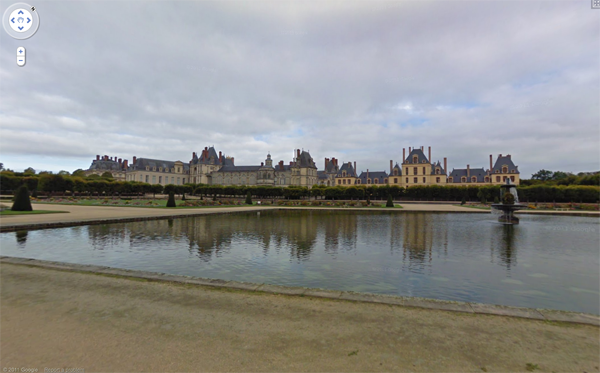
[0,0,598,177]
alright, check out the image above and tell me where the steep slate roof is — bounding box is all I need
[404,148,429,164]
[492,155,520,174]
[192,146,227,165]
[276,164,292,172]
[129,158,189,172]
[88,160,124,171]
[325,160,339,173]
[216,165,262,172]
[430,161,446,175]
[358,171,388,184]
[297,151,317,168]
[335,162,357,177]
[317,171,329,180]
[390,163,402,176]
[448,167,488,183]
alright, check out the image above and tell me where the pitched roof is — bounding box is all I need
[325,160,339,173]
[335,162,357,177]
[390,163,402,176]
[492,155,520,174]
[358,171,388,184]
[216,165,262,172]
[317,171,329,180]
[404,148,429,164]
[193,146,226,166]
[296,150,317,168]
[129,158,189,172]
[88,160,124,172]
[430,161,446,175]
[448,167,488,183]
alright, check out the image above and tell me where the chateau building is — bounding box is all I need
[84,146,519,188]
[84,155,128,180]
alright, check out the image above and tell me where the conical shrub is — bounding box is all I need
[245,191,252,205]
[12,185,33,211]
[386,194,394,207]
[166,191,176,208]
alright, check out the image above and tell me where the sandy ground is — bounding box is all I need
[0,202,489,229]
[1,263,598,372]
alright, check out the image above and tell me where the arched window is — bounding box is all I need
[413,156,418,163]
[367,179,371,184]
[510,176,515,182]
[502,166,508,173]
[471,176,477,183]
[461,176,467,183]
[342,171,346,177]
[374,179,378,184]
[393,170,398,176]
[357,180,360,184]
[436,168,440,174]
[384,178,388,184]
[485,176,489,182]
[448,177,453,182]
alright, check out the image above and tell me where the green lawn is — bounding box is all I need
[455,204,492,210]
[0,210,69,215]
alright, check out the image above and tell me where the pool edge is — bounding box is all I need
[1,256,598,327]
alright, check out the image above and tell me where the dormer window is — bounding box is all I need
[393,170,398,176]
[471,176,477,183]
[511,169,515,173]
[374,179,379,184]
[422,160,426,163]
[413,156,418,163]
[436,168,440,174]
[485,176,490,182]
[461,176,467,182]
[367,179,371,184]
[146,166,150,171]
[159,167,162,172]
[495,170,499,173]
[502,166,508,173]
[342,171,346,177]
[448,177,453,182]
[153,167,156,171]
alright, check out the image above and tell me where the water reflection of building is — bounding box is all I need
[322,212,358,256]
[491,225,519,270]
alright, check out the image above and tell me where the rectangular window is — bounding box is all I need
[413,177,418,184]
[177,177,180,185]
[436,177,440,183]
[394,178,398,183]
[496,176,501,182]
[423,177,426,183]
[152,176,156,183]
[423,167,426,174]
[405,178,408,183]
[145,175,149,183]
[171,177,174,184]
[159,176,162,184]
[338,179,341,185]
[414,167,417,175]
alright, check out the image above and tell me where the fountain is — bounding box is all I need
[491,179,527,224]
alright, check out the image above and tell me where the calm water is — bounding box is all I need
[1,210,599,314]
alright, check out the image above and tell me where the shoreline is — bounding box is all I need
[2,256,598,326]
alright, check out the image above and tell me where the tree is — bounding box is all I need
[245,191,253,205]
[0,163,4,171]
[150,184,163,198]
[11,185,33,211]
[386,194,394,207]
[101,172,114,179]
[58,170,70,176]
[72,169,86,177]
[24,167,35,175]
[166,191,176,207]
[531,169,553,181]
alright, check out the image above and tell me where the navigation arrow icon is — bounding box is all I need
[18,10,24,14]
[11,17,15,23]
[18,26,23,30]
[27,17,31,23]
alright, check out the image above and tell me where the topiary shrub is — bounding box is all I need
[181,192,186,201]
[166,191,176,207]
[461,195,466,205]
[245,191,252,205]
[12,185,33,211]
[494,196,499,204]
[386,194,394,207]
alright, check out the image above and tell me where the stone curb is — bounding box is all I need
[1,256,598,327]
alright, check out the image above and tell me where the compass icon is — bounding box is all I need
[3,3,40,39]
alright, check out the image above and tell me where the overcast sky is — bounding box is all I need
[1,0,598,177]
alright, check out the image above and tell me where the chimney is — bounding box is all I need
[279,160,284,170]
[428,146,431,163]
[261,162,264,166]
[231,157,234,165]
[192,152,196,159]
[325,158,329,169]
[289,161,293,166]
[390,160,393,174]
[133,156,137,165]
[499,154,502,158]
[219,151,222,162]
[123,159,128,169]
[297,149,301,158]
[403,148,406,163]
[96,155,100,161]
[489,154,493,171]
[409,147,412,153]
[354,161,356,173]
[467,164,470,178]
[444,157,447,175]
[118,158,122,167]
[507,154,511,159]
[421,146,424,152]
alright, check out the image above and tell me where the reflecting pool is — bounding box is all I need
[1,210,598,314]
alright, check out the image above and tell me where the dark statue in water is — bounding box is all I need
[491,179,526,224]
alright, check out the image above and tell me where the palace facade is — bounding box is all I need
[84,146,520,188]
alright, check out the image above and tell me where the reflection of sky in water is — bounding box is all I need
[1,211,599,314]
